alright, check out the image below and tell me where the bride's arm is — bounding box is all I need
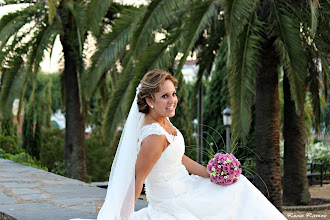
[134,135,167,204]
[182,154,209,178]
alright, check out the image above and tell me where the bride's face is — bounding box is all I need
[150,79,178,118]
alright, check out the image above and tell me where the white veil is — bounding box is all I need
[97,85,144,220]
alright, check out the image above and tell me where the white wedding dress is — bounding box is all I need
[129,123,287,220]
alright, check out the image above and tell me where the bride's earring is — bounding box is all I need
[151,105,154,109]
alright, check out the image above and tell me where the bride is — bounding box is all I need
[96,69,287,220]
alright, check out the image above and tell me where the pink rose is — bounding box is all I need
[214,153,222,160]
[219,178,225,184]
[223,164,230,173]
[235,168,242,176]
[219,157,226,163]
[206,165,213,173]
[229,161,236,168]
[228,170,235,178]
[232,178,238,183]
[210,175,217,183]
[228,154,235,160]
[211,161,218,167]
[216,167,222,173]
[224,178,233,185]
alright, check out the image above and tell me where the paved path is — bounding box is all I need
[0,158,147,220]
[1,158,329,220]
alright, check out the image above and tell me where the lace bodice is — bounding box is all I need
[138,123,189,206]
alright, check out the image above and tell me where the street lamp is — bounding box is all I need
[222,106,232,152]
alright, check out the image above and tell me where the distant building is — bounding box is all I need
[182,60,199,83]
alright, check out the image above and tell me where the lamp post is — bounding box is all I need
[197,84,203,164]
[222,106,232,152]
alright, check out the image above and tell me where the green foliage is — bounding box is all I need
[203,41,229,153]
[203,41,256,165]
[171,78,196,161]
[0,0,126,180]
[85,133,116,182]
[0,133,20,154]
[39,127,64,172]
[175,0,221,78]
[37,80,53,128]
[25,73,61,114]
[224,0,259,50]
[306,142,330,174]
[22,91,35,156]
[0,148,47,171]
[85,0,113,36]
[33,106,42,160]
[270,1,306,115]
[321,103,330,134]
[51,161,68,177]
[86,6,144,98]
[0,111,14,136]
[227,13,263,142]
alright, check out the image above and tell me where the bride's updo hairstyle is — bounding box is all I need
[137,69,178,114]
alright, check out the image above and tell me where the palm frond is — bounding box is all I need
[0,29,28,66]
[85,0,113,35]
[130,0,184,54]
[227,13,263,142]
[175,0,221,78]
[270,1,306,114]
[308,55,321,133]
[102,60,134,142]
[65,0,86,59]
[47,0,59,24]
[0,3,45,51]
[310,0,319,37]
[86,7,144,98]
[224,0,259,54]
[16,74,28,124]
[190,15,226,119]
[315,1,330,100]
[26,18,61,78]
[0,53,27,115]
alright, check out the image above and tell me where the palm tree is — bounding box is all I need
[283,0,330,206]
[0,0,119,181]
[225,0,330,209]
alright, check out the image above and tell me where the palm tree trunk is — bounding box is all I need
[60,7,86,181]
[283,74,311,205]
[255,42,282,211]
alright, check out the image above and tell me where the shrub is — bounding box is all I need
[0,148,47,171]
[306,142,330,174]
[39,127,65,171]
[86,132,117,182]
[0,133,20,154]
[51,161,68,176]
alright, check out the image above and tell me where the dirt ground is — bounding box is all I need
[283,183,330,220]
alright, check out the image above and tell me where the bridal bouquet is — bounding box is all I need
[206,153,242,186]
